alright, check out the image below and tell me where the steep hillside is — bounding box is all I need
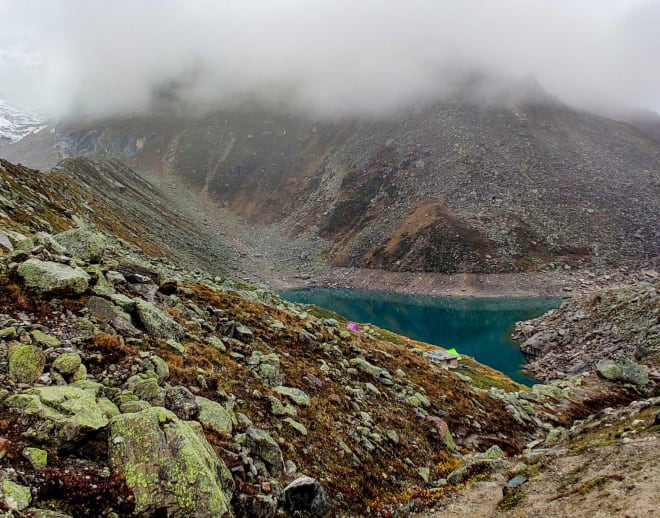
[2,90,658,277]
[0,157,653,517]
[514,276,660,381]
[0,157,234,276]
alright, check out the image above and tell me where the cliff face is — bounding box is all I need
[3,92,659,276]
[0,157,652,517]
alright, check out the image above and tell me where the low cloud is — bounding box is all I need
[1,0,659,118]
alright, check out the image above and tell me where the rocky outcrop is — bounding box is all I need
[108,407,233,517]
[514,279,660,381]
[4,382,119,449]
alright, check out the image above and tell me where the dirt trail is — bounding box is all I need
[423,434,659,518]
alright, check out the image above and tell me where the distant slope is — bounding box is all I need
[0,99,47,144]
[4,91,660,275]
[0,157,234,275]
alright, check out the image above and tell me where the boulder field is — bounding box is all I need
[0,158,657,516]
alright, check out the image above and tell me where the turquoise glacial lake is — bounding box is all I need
[281,288,561,385]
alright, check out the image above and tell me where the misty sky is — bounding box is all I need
[0,0,659,118]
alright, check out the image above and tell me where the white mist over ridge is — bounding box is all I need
[0,0,659,118]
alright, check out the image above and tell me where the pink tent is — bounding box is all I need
[347,322,363,333]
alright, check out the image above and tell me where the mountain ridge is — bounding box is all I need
[3,91,659,279]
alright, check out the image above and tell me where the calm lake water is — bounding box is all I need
[281,288,562,385]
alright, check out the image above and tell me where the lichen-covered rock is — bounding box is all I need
[134,300,185,339]
[596,358,649,386]
[70,363,88,382]
[149,355,170,384]
[30,330,61,348]
[273,386,311,407]
[247,352,284,387]
[22,447,48,469]
[544,426,570,446]
[8,345,46,384]
[86,296,133,328]
[52,352,82,376]
[208,336,226,352]
[283,476,331,517]
[17,259,90,295]
[349,357,392,381]
[0,478,32,512]
[164,338,187,359]
[242,427,284,476]
[108,407,233,517]
[284,417,308,435]
[3,382,118,449]
[125,374,163,406]
[196,396,233,435]
[54,227,108,263]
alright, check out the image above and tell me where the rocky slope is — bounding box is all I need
[513,276,660,382]
[0,157,654,517]
[2,86,659,277]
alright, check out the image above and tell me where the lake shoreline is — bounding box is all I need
[265,264,648,299]
[281,286,561,384]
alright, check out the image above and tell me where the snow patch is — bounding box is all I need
[0,99,48,144]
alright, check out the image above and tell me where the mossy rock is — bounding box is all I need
[134,300,185,340]
[196,396,233,435]
[8,345,46,384]
[596,358,649,386]
[22,447,48,469]
[108,407,233,517]
[17,259,90,295]
[54,227,108,263]
[273,386,311,407]
[52,352,82,375]
[0,479,32,511]
[30,330,61,348]
[3,382,118,449]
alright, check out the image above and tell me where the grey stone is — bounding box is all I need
[195,396,233,435]
[17,259,90,295]
[134,300,185,340]
[283,476,331,517]
[165,386,200,420]
[243,427,284,476]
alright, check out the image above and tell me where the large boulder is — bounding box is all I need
[108,407,233,517]
[134,300,185,340]
[54,227,108,263]
[17,259,90,295]
[596,358,649,386]
[3,381,119,449]
[8,345,46,384]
